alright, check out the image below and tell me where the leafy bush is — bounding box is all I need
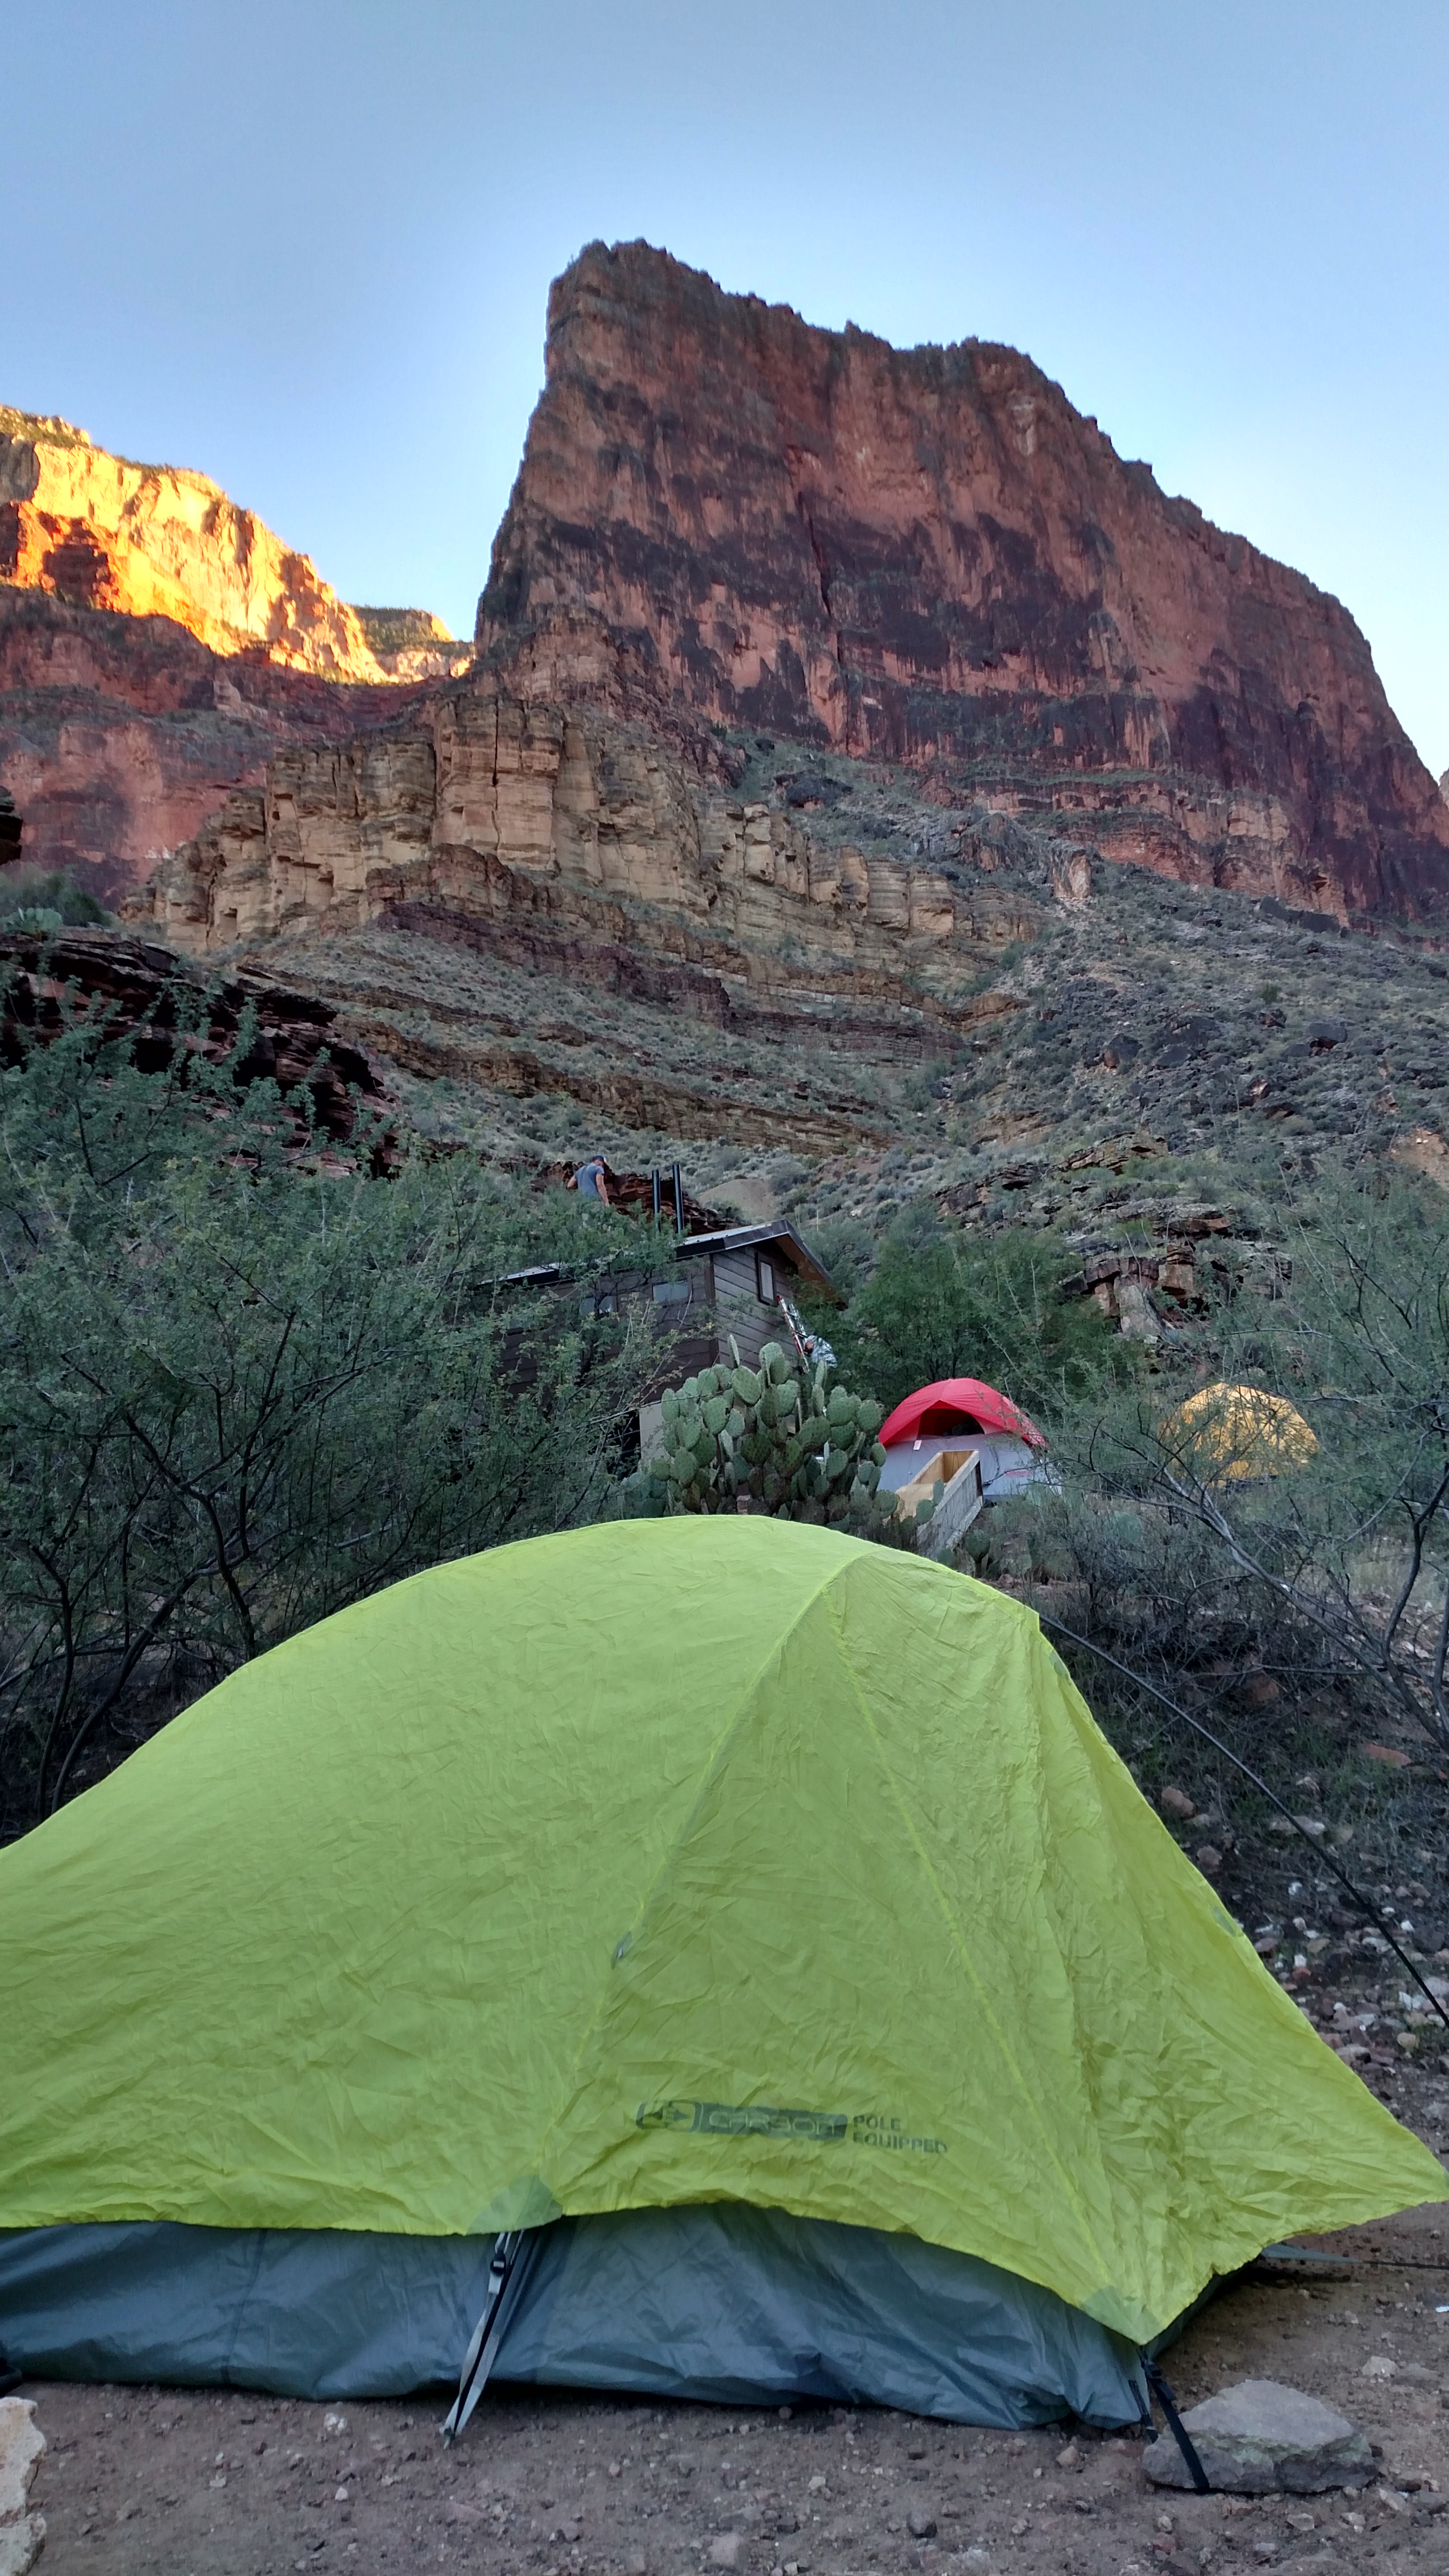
[979,1162,1449,1768]
[823,1212,1119,1422]
[0,993,656,1837]
[0,869,110,931]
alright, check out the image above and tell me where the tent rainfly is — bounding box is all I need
[1166,1382,1320,1482]
[878,1376,1048,1504]
[0,1521,1440,2427]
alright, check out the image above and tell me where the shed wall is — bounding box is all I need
[707,1247,776,1367]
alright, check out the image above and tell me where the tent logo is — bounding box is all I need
[637,2099,848,2142]
[635,2101,946,2154]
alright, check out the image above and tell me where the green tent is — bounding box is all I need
[0,1520,1441,2421]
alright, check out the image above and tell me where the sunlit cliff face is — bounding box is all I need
[0,406,385,680]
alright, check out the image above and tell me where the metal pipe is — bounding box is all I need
[671,1162,684,1235]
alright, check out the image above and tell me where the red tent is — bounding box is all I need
[879,1376,1046,1449]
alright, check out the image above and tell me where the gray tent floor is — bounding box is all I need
[0,2202,1152,2430]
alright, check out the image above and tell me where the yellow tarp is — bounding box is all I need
[0,1519,1438,2344]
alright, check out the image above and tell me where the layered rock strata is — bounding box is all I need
[0,589,440,906]
[0,927,390,1152]
[477,242,1449,921]
[0,405,417,680]
[125,681,1037,1032]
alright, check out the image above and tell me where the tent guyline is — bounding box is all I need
[1036,1611,1449,2034]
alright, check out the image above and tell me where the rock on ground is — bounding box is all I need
[1144,2376,1373,2492]
[0,2395,46,2574]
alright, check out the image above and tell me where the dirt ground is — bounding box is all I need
[17,2051,1449,2576]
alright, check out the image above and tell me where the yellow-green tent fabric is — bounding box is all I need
[0,1519,1439,2351]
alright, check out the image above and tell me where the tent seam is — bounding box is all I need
[523,1540,867,2189]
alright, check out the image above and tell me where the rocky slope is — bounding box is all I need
[122,703,1449,1314]
[477,242,1449,924]
[0,927,389,1153]
[123,678,1037,1049]
[111,225,1449,1273]
[0,588,442,907]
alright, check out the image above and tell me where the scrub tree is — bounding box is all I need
[0,990,656,1836]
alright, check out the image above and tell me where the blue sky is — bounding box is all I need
[5,0,1446,772]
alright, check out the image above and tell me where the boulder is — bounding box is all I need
[1143,2378,1373,2493]
[0,2396,45,2574]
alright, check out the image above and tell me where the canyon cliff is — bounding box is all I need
[126,680,1036,1048]
[10,243,1448,946]
[0,406,396,678]
[477,242,1449,922]
[0,410,467,896]
[0,589,443,906]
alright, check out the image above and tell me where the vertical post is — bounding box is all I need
[671,1163,684,1236]
[651,1168,662,1225]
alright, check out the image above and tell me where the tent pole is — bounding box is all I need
[1142,2355,1212,2492]
[442,2230,525,2445]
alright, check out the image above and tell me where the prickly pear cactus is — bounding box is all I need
[631,1341,907,1541]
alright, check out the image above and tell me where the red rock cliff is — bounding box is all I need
[0,406,394,679]
[0,589,439,906]
[478,242,1449,921]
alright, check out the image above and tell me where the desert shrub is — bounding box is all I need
[0,996,656,1837]
[800,1212,878,1301]
[824,1211,1119,1422]
[0,869,110,930]
[977,1162,1449,1775]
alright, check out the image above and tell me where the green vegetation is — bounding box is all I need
[929,1162,1449,1927]
[0,405,96,453]
[628,1341,900,1539]
[1027,1164,1449,1755]
[819,1214,1120,1422]
[350,605,454,652]
[0,870,111,932]
[0,995,656,1839]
